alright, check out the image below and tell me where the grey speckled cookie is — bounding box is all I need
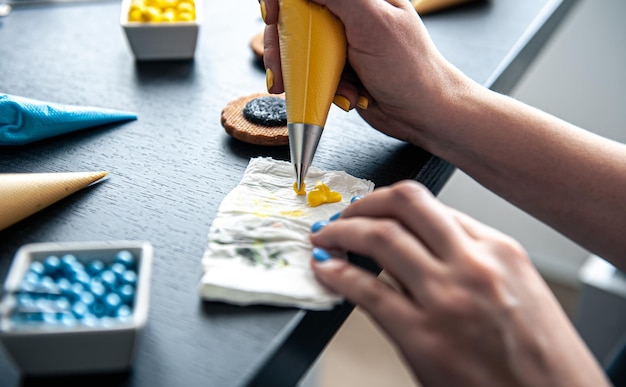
[221,93,288,146]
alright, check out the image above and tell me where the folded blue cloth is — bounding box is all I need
[0,93,137,145]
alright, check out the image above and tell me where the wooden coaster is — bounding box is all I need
[250,31,264,62]
[221,92,288,146]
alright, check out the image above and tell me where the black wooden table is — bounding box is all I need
[0,0,577,385]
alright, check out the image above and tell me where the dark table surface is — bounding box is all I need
[0,0,576,385]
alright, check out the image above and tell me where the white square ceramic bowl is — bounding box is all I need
[120,0,202,60]
[0,241,153,375]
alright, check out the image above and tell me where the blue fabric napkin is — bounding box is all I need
[0,93,137,145]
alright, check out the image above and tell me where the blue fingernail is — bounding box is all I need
[312,248,331,262]
[329,211,342,221]
[311,220,329,233]
[351,196,362,203]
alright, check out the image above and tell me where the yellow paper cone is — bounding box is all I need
[0,171,108,231]
[412,0,475,15]
[278,0,347,128]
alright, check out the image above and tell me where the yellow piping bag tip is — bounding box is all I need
[278,0,347,184]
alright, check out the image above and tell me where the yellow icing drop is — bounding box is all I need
[293,181,306,195]
[307,181,342,207]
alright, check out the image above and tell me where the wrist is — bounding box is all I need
[411,69,502,161]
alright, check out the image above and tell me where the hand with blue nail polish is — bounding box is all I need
[262,0,625,385]
[311,220,329,233]
[311,247,331,262]
[329,211,342,221]
[308,181,609,387]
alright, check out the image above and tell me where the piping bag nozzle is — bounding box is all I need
[277,0,347,192]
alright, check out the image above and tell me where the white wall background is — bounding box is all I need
[438,0,626,286]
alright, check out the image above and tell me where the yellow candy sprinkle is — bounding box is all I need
[128,8,144,22]
[161,0,178,8]
[293,182,306,196]
[177,1,194,13]
[307,181,342,207]
[161,9,176,22]
[176,12,195,22]
[129,2,142,12]
[144,6,162,21]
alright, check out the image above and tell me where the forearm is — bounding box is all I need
[418,81,626,270]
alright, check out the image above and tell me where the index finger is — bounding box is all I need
[310,0,412,31]
[259,0,278,25]
[342,181,471,260]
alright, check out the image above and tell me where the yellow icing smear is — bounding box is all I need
[307,181,341,207]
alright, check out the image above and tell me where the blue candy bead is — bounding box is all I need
[28,261,45,277]
[16,293,34,307]
[57,277,73,297]
[350,195,362,203]
[89,281,107,299]
[105,293,122,315]
[116,304,132,319]
[114,250,135,268]
[117,284,135,304]
[121,270,137,286]
[42,312,57,324]
[86,260,105,276]
[23,272,39,286]
[73,271,91,288]
[69,283,85,300]
[90,302,106,318]
[40,276,58,295]
[82,314,100,327]
[311,220,329,233]
[72,302,89,319]
[40,275,55,288]
[312,247,332,262]
[111,263,127,280]
[55,298,71,312]
[100,270,117,289]
[80,291,96,307]
[60,313,78,327]
[68,261,85,275]
[43,256,61,277]
[59,254,77,272]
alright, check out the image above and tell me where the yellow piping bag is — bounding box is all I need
[277,0,347,192]
[0,171,108,231]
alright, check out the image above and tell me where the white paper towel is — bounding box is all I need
[199,157,375,310]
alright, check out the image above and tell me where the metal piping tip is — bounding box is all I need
[288,123,324,192]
